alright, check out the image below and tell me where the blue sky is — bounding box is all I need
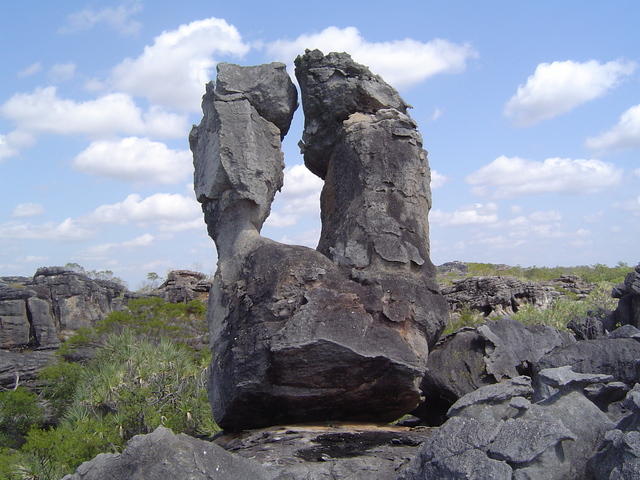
[1,1,639,288]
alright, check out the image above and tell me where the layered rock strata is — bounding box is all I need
[191,53,448,430]
[0,267,127,349]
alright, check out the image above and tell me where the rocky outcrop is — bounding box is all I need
[611,263,640,328]
[151,270,211,303]
[414,317,575,424]
[442,275,560,318]
[191,53,448,430]
[532,334,640,402]
[0,349,55,387]
[400,370,614,480]
[0,267,127,349]
[62,426,272,480]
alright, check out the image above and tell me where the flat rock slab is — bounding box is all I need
[214,423,433,479]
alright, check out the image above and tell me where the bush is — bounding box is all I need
[510,282,618,330]
[38,361,83,420]
[0,387,44,449]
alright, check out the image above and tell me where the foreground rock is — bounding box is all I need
[400,371,614,480]
[191,53,448,430]
[62,426,272,480]
[590,383,640,478]
[216,423,430,479]
[414,317,575,424]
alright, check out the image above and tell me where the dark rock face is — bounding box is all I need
[62,426,272,480]
[414,317,574,424]
[400,372,614,480]
[0,267,127,349]
[611,264,640,328]
[295,51,432,275]
[294,49,409,179]
[532,336,640,402]
[590,383,640,478]
[191,53,448,430]
[208,242,442,429]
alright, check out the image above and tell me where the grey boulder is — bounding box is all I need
[62,426,272,480]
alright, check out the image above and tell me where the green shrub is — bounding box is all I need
[511,282,618,330]
[70,331,218,441]
[61,297,208,355]
[38,361,83,420]
[0,387,44,449]
[19,419,120,480]
[443,307,486,335]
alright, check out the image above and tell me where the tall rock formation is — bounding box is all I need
[191,53,448,431]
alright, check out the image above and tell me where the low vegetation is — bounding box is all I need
[441,262,631,334]
[440,261,632,285]
[0,298,216,480]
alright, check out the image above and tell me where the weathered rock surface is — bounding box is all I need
[294,49,409,180]
[611,264,640,329]
[532,337,640,402]
[191,53,448,430]
[208,242,443,430]
[400,371,613,480]
[62,426,272,480]
[590,383,640,478]
[0,349,55,387]
[215,423,430,479]
[442,275,560,318]
[152,269,211,303]
[296,51,433,275]
[414,317,574,424]
[0,267,127,350]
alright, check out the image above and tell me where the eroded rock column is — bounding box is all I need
[192,56,448,431]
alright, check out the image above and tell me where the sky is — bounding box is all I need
[1,1,639,289]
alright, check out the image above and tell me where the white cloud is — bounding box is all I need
[266,164,323,228]
[585,104,640,153]
[73,137,192,185]
[0,218,94,242]
[17,255,49,263]
[59,1,143,36]
[635,168,640,179]
[613,196,640,212]
[11,203,44,218]
[18,62,42,77]
[48,62,77,82]
[267,26,477,89]
[75,233,155,261]
[466,156,622,198]
[504,59,636,126]
[583,211,604,223]
[110,17,250,111]
[84,193,201,227]
[430,203,499,227]
[278,228,321,249]
[431,170,447,189]
[0,131,36,161]
[430,108,444,121]
[528,210,563,223]
[1,87,187,139]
